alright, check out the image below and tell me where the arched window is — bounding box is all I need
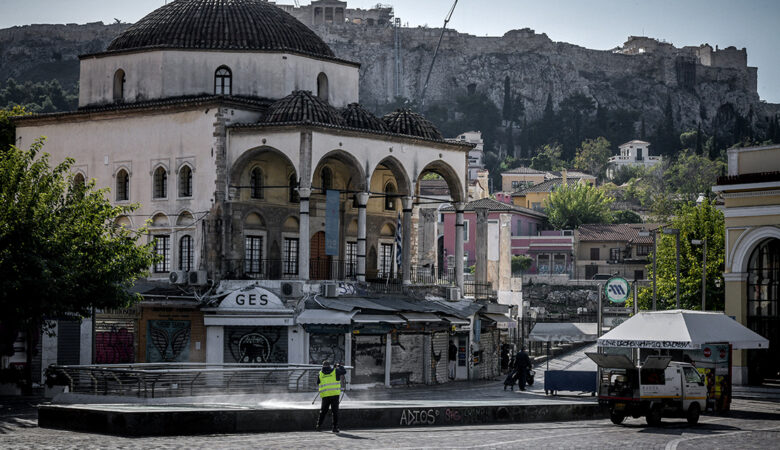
[153,166,168,199]
[250,167,264,199]
[179,165,192,197]
[384,182,396,210]
[73,173,85,190]
[289,174,299,203]
[179,235,194,271]
[214,66,232,95]
[113,69,125,102]
[320,166,332,192]
[317,72,329,103]
[116,169,129,201]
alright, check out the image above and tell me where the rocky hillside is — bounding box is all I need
[1,21,777,135]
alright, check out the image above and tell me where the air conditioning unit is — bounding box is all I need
[446,287,460,301]
[188,270,208,286]
[281,281,304,298]
[322,283,339,298]
[169,270,187,285]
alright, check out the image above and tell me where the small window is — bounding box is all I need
[73,173,85,190]
[321,167,333,192]
[179,235,193,271]
[113,69,125,102]
[289,174,299,203]
[610,248,621,262]
[634,270,644,281]
[153,235,170,273]
[153,166,168,199]
[250,167,264,199]
[283,238,299,275]
[463,219,469,242]
[636,244,651,256]
[178,165,192,197]
[590,248,600,260]
[245,235,264,274]
[116,169,129,201]
[384,182,396,211]
[214,66,232,95]
[317,72,329,103]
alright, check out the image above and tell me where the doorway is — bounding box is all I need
[310,231,331,280]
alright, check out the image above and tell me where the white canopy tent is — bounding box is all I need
[597,310,769,350]
[528,323,598,343]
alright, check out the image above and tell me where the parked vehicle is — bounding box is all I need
[587,353,708,426]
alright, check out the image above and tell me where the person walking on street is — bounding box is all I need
[316,360,346,433]
[448,341,458,380]
[514,346,532,391]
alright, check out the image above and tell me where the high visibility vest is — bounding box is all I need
[318,370,341,398]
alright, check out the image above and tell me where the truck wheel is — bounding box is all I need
[646,406,663,426]
[610,410,626,425]
[687,403,701,425]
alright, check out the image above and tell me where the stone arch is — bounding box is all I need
[346,218,358,236]
[731,226,780,273]
[230,146,298,202]
[152,165,168,199]
[380,221,396,237]
[371,156,411,196]
[115,215,133,228]
[317,72,329,103]
[73,172,86,189]
[282,215,300,233]
[177,163,194,198]
[151,212,169,227]
[312,149,367,192]
[244,211,267,229]
[176,210,195,227]
[416,159,465,203]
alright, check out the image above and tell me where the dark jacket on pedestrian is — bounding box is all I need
[514,350,531,372]
[318,364,346,384]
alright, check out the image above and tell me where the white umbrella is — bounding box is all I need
[528,322,598,342]
[597,309,769,350]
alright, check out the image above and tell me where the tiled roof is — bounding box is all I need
[502,166,545,175]
[513,177,581,194]
[13,94,271,122]
[620,140,651,146]
[340,103,389,132]
[577,224,653,244]
[106,0,336,59]
[382,109,443,141]
[441,197,547,218]
[264,90,345,126]
[418,179,450,196]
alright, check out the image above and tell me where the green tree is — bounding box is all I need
[0,138,156,389]
[573,137,612,180]
[1,105,30,150]
[637,199,725,311]
[530,143,565,171]
[544,182,613,229]
[612,210,642,224]
[663,150,725,204]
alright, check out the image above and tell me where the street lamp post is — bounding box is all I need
[691,238,707,311]
[638,228,658,310]
[663,228,680,308]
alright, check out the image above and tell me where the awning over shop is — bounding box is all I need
[597,309,770,350]
[203,316,294,326]
[400,312,442,322]
[481,313,514,324]
[297,309,356,325]
[352,313,406,324]
[528,322,598,342]
[441,315,470,325]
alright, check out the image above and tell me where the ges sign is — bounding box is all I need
[220,287,286,310]
[236,293,268,306]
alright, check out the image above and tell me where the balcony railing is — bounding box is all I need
[224,259,300,280]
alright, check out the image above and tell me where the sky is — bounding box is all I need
[2,0,779,102]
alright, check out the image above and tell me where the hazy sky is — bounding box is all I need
[3,0,779,102]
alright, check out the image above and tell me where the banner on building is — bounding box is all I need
[326,189,340,256]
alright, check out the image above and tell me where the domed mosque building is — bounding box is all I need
[15,0,495,382]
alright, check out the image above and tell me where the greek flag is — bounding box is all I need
[395,213,403,270]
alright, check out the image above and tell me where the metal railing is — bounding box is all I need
[225,259,299,280]
[46,363,344,398]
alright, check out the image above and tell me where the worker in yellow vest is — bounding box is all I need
[315,360,346,433]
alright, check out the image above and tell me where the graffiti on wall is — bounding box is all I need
[309,334,345,365]
[147,320,190,362]
[96,327,134,364]
[226,327,286,363]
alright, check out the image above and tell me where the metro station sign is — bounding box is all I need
[605,277,631,304]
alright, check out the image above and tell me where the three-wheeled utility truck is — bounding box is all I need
[586,353,708,426]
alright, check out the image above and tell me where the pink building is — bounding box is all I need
[441,198,550,270]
